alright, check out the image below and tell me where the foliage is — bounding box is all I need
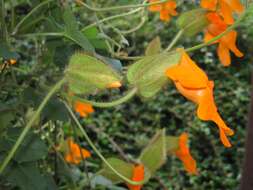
[0,0,252,190]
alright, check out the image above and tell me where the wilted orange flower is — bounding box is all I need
[200,0,244,24]
[175,133,197,174]
[148,0,178,22]
[205,12,243,66]
[127,164,144,190]
[74,101,94,117]
[166,51,234,147]
[64,138,91,164]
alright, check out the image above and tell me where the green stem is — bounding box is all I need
[81,8,142,31]
[165,29,184,51]
[71,87,138,108]
[121,15,146,34]
[113,55,143,60]
[185,12,245,52]
[64,102,145,185]
[12,0,54,35]
[0,0,8,43]
[78,0,168,12]
[18,32,63,38]
[0,78,66,174]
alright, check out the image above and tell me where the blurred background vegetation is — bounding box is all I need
[0,0,252,189]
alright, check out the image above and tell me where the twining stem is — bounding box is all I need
[165,29,184,52]
[19,32,63,38]
[185,11,246,52]
[81,8,142,31]
[64,102,145,185]
[77,0,167,12]
[70,87,138,108]
[12,0,53,35]
[0,78,66,174]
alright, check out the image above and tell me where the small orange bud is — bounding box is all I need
[107,81,122,89]
[9,59,17,65]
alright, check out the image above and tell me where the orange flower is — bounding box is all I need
[200,0,244,24]
[148,0,178,22]
[166,51,234,147]
[175,133,197,174]
[64,138,91,164]
[205,12,243,66]
[74,101,94,117]
[127,164,144,190]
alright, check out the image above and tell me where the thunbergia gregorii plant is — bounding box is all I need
[0,0,252,189]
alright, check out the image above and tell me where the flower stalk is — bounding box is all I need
[64,102,145,185]
[70,87,138,108]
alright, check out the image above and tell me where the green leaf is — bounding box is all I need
[16,136,48,163]
[63,8,94,52]
[42,99,69,122]
[4,162,57,190]
[0,111,14,132]
[65,53,121,95]
[139,129,167,175]
[145,36,161,56]
[0,128,48,163]
[83,27,99,39]
[98,158,133,183]
[177,8,209,37]
[82,27,108,50]
[127,51,182,98]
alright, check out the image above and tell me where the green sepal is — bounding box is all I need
[98,158,134,184]
[127,51,182,98]
[166,136,179,153]
[65,53,121,95]
[145,36,161,56]
[139,129,167,175]
[177,8,209,37]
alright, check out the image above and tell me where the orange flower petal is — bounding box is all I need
[127,164,144,190]
[148,0,177,22]
[165,1,178,16]
[217,42,231,66]
[148,0,162,12]
[206,12,227,36]
[64,138,91,164]
[228,0,244,13]
[204,32,217,44]
[160,9,171,21]
[166,52,208,89]
[167,51,234,147]
[219,127,232,147]
[219,0,234,25]
[200,0,218,10]
[74,101,94,117]
[195,81,234,147]
[175,133,197,174]
[220,31,244,58]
